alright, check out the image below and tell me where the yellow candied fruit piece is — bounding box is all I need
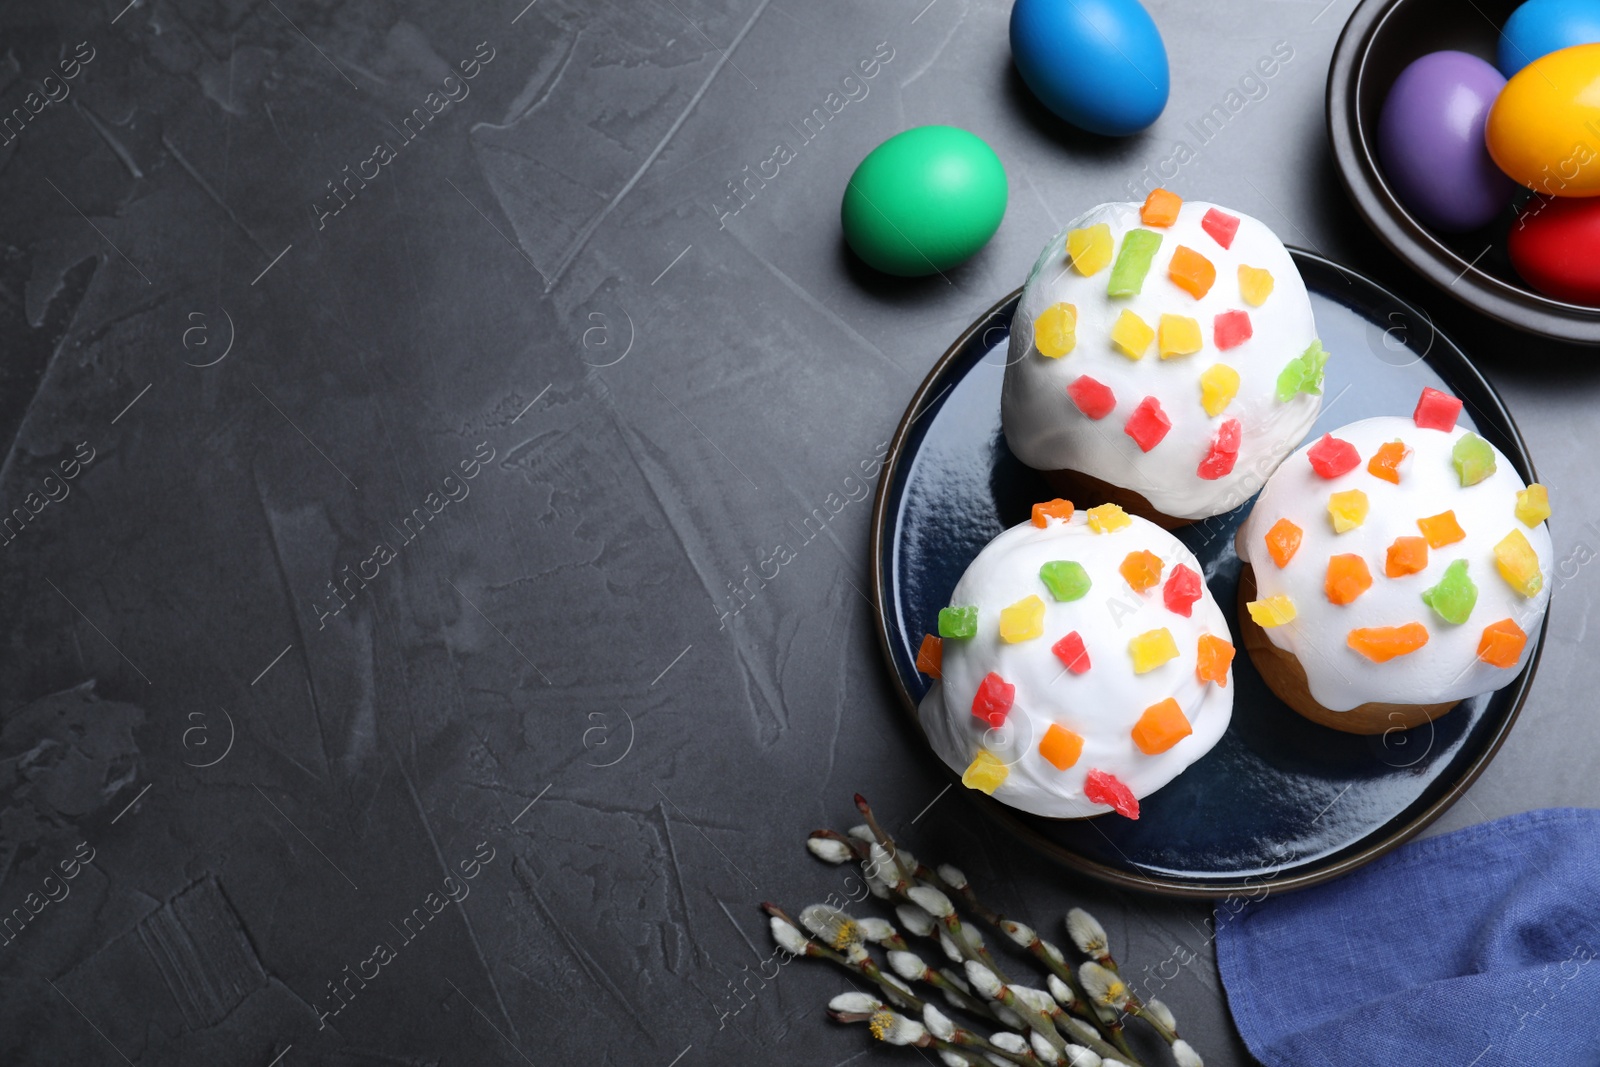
[1238,264,1275,307]
[1199,363,1240,417]
[1128,627,1179,674]
[1247,595,1297,628]
[1086,503,1132,533]
[1493,529,1544,598]
[1110,309,1155,359]
[961,750,1009,794]
[1516,483,1550,528]
[1158,314,1203,359]
[999,594,1046,643]
[1327,489,1369,534]
[1033,303,1077,359]
[1067,223,1114,276]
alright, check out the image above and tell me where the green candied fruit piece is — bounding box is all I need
[1106,229,1163,297]
[1451,432,1497,487]
[938,605,978,639]
[1421,559,1478,625]
[1274,340,1329,403]
[1039,560,1092,602]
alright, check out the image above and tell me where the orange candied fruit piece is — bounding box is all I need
[1367,440,1409,484]
[916,634,942,678]
[1032,498,1075,527]
[1325,553,1374,605]
[1476,618,1528,669]
[1120,549,1164,593]
[1196,633,1235,687]
[1131,697,1192,755]
[1417,510,1465,548]
[1038,723,1085,770]
[1264,517,1303,569]
[1140,187,1183,227]
[1167,245,1217,300]
[1385,536,1429,578]
[1347,622,1430,663]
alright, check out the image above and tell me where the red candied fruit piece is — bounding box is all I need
[1197,418,1242,480]
[1413,387,1463,432]
[1163,563,1203,617]
[971,671,1014,727]
[1214,310,1253,351]
[1052,631,1091,674]
[1084,769,1140,820]
[1067,375,1117,420]
[1307,433,1361,479]
[1201,208,1241,249]
[1124,396,1172,452]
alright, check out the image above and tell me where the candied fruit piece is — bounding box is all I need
[1201,207,1240,249]
[1132,697,1192,755]
[1039,560,1092,602]
[1000,594,1046,643]
[962,750,1009,794]
[1163,563,1202,617]
[1120,550,1164,593]
[1033,303,1078,358]
[1214,310,1253,351]
[1067,223,1114,276]
[1275,340,1329,402]
[1452,433,1497,487]
[1422,559,1478,625]
[939,605,978,639]
[1494,529,1543,598]
[1347,623,1429,663]
[1128,627,1179,674]
[1052,630,1091,674]
[1140,187,1183,227]
[1200,363,1240,417]
[1516,483,1550,527]
[1367,440,1409,484]
[1264,518,1303,568]
[1124,396,1171,452]
[1168,246,1217,299]
[1308,433,1360,479]
[1158,314,1203,358]
[1385,536,1429,578]
[1325,553,1374,605]
[916,634,942,678]
[1032,499,1075,527]
[1084,769,1140,819]
[1413,386,1463,432]
[1107,229,1163,297]
[1417,510,1466,548]
[1247,596,1297,627]
[971,672,1015,726]
[1197,418,1242,480]
[1328,489,1369,533]
[1111,309,1156,359]
[1238,264,1275,307]
[1087,503,1131,533]
[1067,374,1117,419]
[1038,724,1085,770]
[1477,618,1528,668]
[1196,633,1235,686]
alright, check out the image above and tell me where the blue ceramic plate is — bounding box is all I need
[870,250,1548,898]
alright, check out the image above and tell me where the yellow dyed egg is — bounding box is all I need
[1485,43,1600,197]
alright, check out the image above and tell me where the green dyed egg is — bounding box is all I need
[841,126,1007,277]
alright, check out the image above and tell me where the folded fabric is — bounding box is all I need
[1217,807,1600,1067]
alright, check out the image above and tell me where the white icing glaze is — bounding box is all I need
[917,511,1233,819]
[1002,201,1322,520]
[1237,416,1553,712]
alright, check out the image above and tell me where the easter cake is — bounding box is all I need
[1002,190,1327,526]
[915,499,1235,819]
[1235,388,1552,734]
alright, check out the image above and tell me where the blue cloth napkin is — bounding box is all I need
[1216,808,1600,1066]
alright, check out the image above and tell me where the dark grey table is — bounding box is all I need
[2,1,1595,1064]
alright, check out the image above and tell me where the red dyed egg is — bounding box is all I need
[1509,196,1600,305]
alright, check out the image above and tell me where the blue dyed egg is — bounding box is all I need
[1498,0,1600,77]
[1009,0,1169,137]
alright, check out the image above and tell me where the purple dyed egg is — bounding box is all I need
[1378,51,1515,232]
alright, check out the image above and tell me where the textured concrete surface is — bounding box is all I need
[0,1,1595,1064]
